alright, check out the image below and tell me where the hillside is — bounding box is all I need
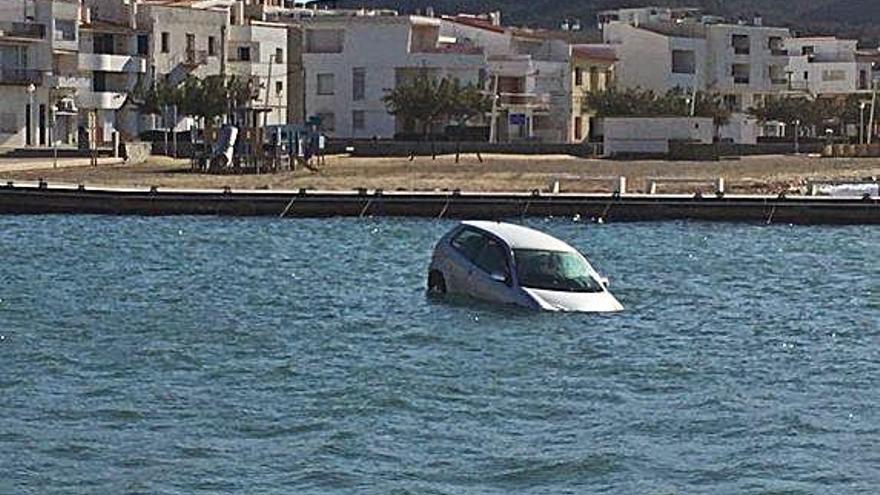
[334,0,880,46]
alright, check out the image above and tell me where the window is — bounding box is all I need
[574,116,582,141]
[161,32,169,53]
[137,34,149,56]
[352,110,365,130]
[316,112,335,132]
[732,34,750,55]
[589,67,600,91]
[94,33,114,54]
[802,45,814,56]
[208,36,216,56]
[822,70,846,82]
[55,20,76,41]
[671,50,696,74]
[305,29,344,53]
[804,71,809,80]
[237,46,251,61]
[514,249,603,293]
[316,73,334,95]
[451,229,487,262]
[275,81,283,94]
[731,63,750,84]
[574,67,583,86]
[92,71,107,92]
[474,238,510,279]
[275,47,283,63]
[352,67,365,101]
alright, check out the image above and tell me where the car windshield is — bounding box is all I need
[514,249,604,293]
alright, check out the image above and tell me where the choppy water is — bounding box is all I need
[1,216,878,494]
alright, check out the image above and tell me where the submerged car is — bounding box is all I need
[427,221,623,312]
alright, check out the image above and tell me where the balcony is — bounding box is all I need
[78,53,146,73]
[770,48,788,57]
[49,74,91,90]
[76,90,127,110]
[182,49,209,68]
[770,78,788,86]
[498,93,552,110]
[0,68,43,85]
[0,22,46,40]
[733,76,750,85]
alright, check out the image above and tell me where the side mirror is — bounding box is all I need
[599,276,610,289]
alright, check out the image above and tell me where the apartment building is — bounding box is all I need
[226,21,289,127]
[301,14,486,139]
[602,11,790,142]
[0,0,55,148]
[786,37,875,95]
[440,16,592,143]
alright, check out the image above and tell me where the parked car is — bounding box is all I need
[427,221,623,312]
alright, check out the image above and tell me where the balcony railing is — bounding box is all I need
[0,68,43,85]
[733,76,750,84]
[183,49,209,67]
[770,48,788,56]
[0,22,46,39]
[770,78,788,85]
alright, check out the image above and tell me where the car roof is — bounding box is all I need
[460,221,577,252]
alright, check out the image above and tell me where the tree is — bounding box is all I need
[583,87,730,140]
[383,73,455,139]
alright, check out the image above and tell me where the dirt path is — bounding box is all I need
[2,154,878,195]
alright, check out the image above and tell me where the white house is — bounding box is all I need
[601,10,791,143]
[786,37,874,95]
[301,14,486,139]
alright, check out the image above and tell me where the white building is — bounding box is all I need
[0,0,60,148]
[301,14,486,139]
[786,37,874,95]
[602,12,791,142]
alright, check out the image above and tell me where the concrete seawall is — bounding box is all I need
[0,182,877,224]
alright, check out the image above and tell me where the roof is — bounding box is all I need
[462,221,576,252]
[443,15,506,34]
[572,44,617,62]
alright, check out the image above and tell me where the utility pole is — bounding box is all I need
[868,80,877,145]
[488,73,499,143]
[264,51,274,129]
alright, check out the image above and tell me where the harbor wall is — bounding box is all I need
[0,183,877,224]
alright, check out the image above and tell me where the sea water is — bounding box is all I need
[1,216,877,493]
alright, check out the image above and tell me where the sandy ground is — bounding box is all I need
[2,153,879,194]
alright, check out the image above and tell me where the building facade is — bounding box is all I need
[301,14,486,139]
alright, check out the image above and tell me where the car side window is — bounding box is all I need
[451,228,486,262]
[473,238,510,279]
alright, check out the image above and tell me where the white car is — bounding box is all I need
[427,221,624,312]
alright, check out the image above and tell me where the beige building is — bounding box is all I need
[570,44,615,142]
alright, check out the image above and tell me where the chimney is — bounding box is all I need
[82,6,91,25]
[753,13,763,26]
[425,6,434,18]
[490,10,501,26]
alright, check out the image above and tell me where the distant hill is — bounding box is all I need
[333,0,880,46]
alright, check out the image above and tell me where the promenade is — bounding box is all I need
[1,154,878,196]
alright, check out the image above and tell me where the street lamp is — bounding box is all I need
[26,83,36,147]
[793,118,801,154]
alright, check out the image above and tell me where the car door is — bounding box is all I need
[445,227,487,294]
[466,235,516,304]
